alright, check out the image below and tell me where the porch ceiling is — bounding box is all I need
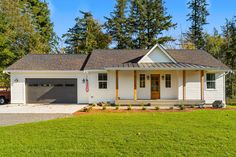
[105,63,227,71]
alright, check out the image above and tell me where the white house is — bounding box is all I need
[5,44,230,105]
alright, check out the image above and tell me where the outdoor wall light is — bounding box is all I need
[82,78,85,83]
[162,75,165,80]
[14,79,18,82]
[147,75,150,80]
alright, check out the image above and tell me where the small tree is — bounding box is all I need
[63,11,111,54]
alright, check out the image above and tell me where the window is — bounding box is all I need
[165,74,171,88]
[98,73,107,89]
[206,73,216,89]
[140,74,145,88]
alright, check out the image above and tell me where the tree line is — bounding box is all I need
[0,0,235,98]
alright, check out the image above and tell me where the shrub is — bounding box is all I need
[97,102,103,107]
[179,105,185,110]
[115,105,119,110]
[142,106,146,110]
[191,104,195,108]
[147,103,151,106]
[83,106,93,112]
[127,105,132,110]
[155,106,160,110]
[102,105,107,110]
[169,106,174,110]
[212,101,224,108]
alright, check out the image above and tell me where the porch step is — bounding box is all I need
[115,100,205,106]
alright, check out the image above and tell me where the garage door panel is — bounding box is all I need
[26,79,77,104]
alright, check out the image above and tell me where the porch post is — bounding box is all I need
[116,70,119,100]
[183,70,186,100]
[134,70,137,100]
[200,70,204,100]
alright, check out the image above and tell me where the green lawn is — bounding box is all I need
[0,110,235,157]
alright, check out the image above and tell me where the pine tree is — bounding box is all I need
[63,11,111,54]
[145,0,176,48]
[104,0,130,49]
[20,0,54,52]
[128,0,147,49]
[187,0,209,49]
[221,17,236,98]
[127,0,176,49]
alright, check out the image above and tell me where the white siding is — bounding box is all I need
[139,48,172,63]
[204,72,225,104]
[88,71,116,103]
[177,71,183,100]
[118,71,134,100]
[186,71,201,100]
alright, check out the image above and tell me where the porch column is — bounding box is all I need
[116,70,119,100]
[134,70,137,100]
[200,70,204,100]
[183,70,186,100]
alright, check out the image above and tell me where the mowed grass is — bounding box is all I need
[0,110,235,157]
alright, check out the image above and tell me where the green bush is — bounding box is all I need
[191,104,195,108]
[83,106,93,112]
[169,106,174,110]
[142,106,146,110]
[115,105,119,110]
[102,105,107,110]
[127,105,132,110]
[155,106,160,110]
[179,105,186,110]
[212,101,224,108]
[97,102,103,107]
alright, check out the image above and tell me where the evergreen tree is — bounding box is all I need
[128,0,147,49]
[20,0,55,52]
[221,17,236,98]
[145,0,176,48]
[104,0,130,49]
[63,11,111,54]
[187,0,209,49]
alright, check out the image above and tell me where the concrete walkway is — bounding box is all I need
[0,113,72,126]
[0,104,86,114]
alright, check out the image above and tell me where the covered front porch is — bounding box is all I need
[110,63,206,105]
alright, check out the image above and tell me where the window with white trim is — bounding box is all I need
[206,73,216,89]
[140,74,145,88]
[98,73,107,89]
[165,74,171,88]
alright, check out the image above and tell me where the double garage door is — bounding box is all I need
[26,79,77,104]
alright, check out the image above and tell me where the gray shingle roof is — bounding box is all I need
[6,54,88,71]
[85,49,229,70]
[6,49,229,71]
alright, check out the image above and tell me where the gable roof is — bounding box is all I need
[85,49,229,70]
[5,48,229,72]
[6,54,88,71]
[138,44,176,63]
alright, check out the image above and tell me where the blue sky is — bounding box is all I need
[48,0,236,41]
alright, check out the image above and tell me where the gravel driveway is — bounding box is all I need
[0,113,71,126]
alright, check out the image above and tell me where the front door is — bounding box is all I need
[151,74,160,99]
